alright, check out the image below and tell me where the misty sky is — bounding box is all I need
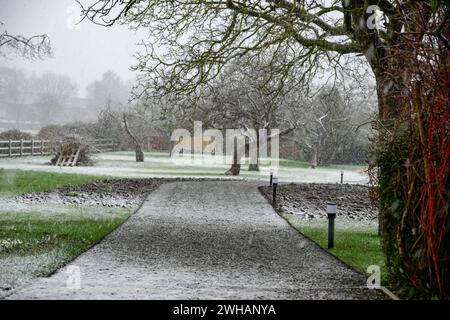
[0,0,145,97]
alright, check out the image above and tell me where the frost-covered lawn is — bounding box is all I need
[0,153,370,296]
[0,204,132,296]
[282,214,387,284]
[0,169,106,197]
[0,169,132,297]
[0,151,369,184]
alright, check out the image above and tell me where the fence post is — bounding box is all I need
[31,139,34,156]
[20,139,23,157]
[9,139,12,157]
[41,140,44,155]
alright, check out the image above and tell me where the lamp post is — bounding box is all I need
[326,202,337,249]
[269,168,274,186]
[272,177,278,204]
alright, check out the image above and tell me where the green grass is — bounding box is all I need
[0,206,132,291]
[112,151,170,157]
[0,152,370,185]
[282,214,387,284]
[327,164,368,171]
[0,209,131,257]
[0,169,106,196]
[0,169,132,293]
[277,159,310,168]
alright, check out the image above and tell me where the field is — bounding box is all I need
[0,151,369,184]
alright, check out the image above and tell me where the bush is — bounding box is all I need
[36,125,63,141]
[37,123,96,141]
[369,2,449,298]
[334,139,369,165]
[0,129,32,141]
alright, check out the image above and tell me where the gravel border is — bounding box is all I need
[15,177,245,208]
[259,183,378,221]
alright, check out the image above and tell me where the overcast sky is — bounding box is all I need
[0,0,145,97]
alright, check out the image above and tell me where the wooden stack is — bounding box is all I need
[55,147,81,167]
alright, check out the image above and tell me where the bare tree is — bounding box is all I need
[122,111,145,162]
[76,0,448,125]
[0,67,30,104]
[75,0,449,172]
[32,73,78,125]
[86,70,130,116]
[76,0,450,297]
[286,86,360,167]
[210,58,297,174]
[156,56,297,174]
[0,21,51,60]
[102,98,166,162]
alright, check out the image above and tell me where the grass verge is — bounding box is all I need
[0,169,133,295]
[0,169,107,196]
[0,206,133,293]
[282,213,387,284]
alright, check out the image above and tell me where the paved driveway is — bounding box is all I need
[8,181,385,299]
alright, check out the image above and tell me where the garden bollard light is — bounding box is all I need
[327,202,337,249]
[272,177,278,204]
[270,168,274,186]
[340,171,344,184]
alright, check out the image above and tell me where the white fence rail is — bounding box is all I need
[0,139,117,158]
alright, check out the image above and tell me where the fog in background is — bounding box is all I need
[0,0,143,96]
[0,0,375,166]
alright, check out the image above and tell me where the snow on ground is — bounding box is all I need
[0,153,371,298]
[0,204,131,297]
[0,201,131,218]
[6,181,385,300]
[0,152,369,184]
[0,249,69,294]
[259,183,377,221]
[295,217,379,231]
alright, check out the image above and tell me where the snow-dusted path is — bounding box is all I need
[8,181,385,299]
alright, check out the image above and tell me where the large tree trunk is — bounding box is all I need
[366,33,413,287]
[135,148,144,162]
[310,146,318,168]
[364,33,403,125]
[225,148,241,175]
[374,69,402,125]
[123,114,144,163]
[226,164,241,175]
[225,137,241,175]
[248,129,259,171]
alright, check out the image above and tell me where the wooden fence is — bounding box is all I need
[0,139,117,158]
